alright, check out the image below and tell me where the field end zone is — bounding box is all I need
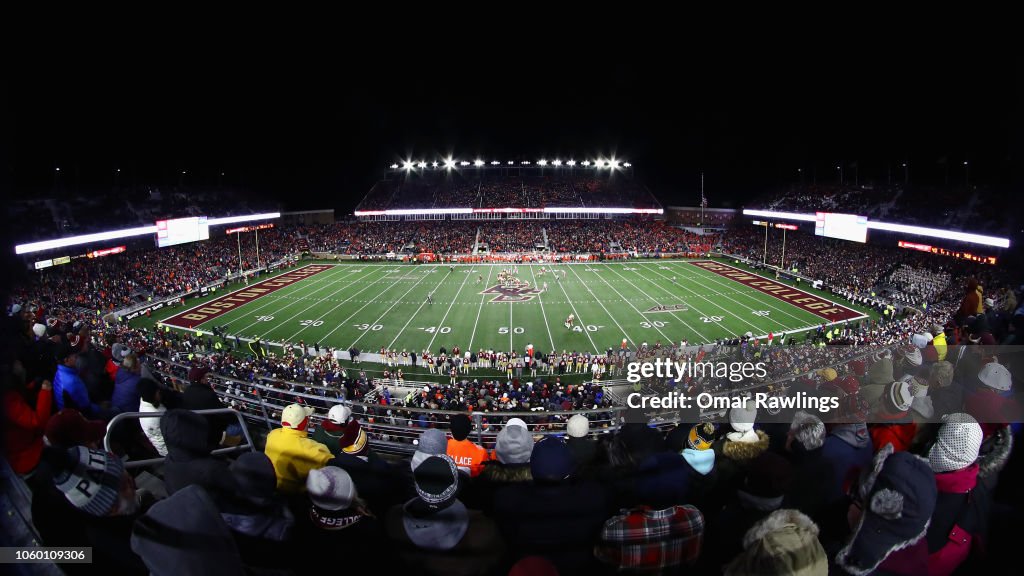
[689,261,864,323]
[159,264,335,330]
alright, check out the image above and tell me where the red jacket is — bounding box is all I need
[870,422,917,453]
[3,386,53,474]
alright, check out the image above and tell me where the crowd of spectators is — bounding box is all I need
[4,283,1021,573]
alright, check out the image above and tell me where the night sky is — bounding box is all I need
[8,35,1021,214]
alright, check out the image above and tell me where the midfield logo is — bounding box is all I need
[481,284,544,303]
[645,304,690,313]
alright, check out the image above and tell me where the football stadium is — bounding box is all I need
[3,48,1022,575]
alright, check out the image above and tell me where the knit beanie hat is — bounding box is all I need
[818,368,838,382]
[790,411,825,451]
[688,423,717,451]
[53,446,124,517]
[495,424,534,464]
[725,509,827,576]
[450,414,472,441]
[531,437,575,482]
[230,452,277,507]
[567,414,589,438]
[411,428,448,470]
[413,455,459,509]
[899,346,923,367]
[338,420,368,458]
[929,413,983,473]
[727,404,759,443]
[306,466,356,511]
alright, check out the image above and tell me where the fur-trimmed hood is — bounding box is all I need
[479,461,532,483]
[725,509,827,576]
[722,429,770,461]
[835,444,937,576]
[978,424,1013,479]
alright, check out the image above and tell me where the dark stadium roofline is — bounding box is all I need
[14,212,280,255]
[741,209,1010,249]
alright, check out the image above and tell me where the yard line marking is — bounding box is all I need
[424,266,474,351]
[636,263,768,335]
[195,266,346,333]
[251,267,390,340]
[468,265,495,351]
[232,266,363,336]
[604,265,711,343]
[553,266,599,352]
[528,264,556,351]
[565,264,638,346]
[665,261,806,329]
[283,267,398,341]
[318,266,423,344]
[346,267,436,349]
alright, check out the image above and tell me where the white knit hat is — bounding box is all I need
[978,362,1011,392]
[727,403,759,443]
[929,413,983,473]
[306,466,356,510]
[32,323,47,338]
[567,415,589,438]
[506,417,528,430]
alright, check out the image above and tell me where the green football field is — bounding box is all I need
[147,259,873,355]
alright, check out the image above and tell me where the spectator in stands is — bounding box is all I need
[220,452,295,571]
[131,484,246,576]
[160,409,237,502]
[312,404,367,459]
[836,445,937,575]
[181,366,232,449]
[923,413,992,574]
[295,466,382,559]
[386,455,505,575]
[724,509,827,576]
[565,414,598,472]
[44,407,106,450]
[111,353,142,413]
[596,503,706,573]
[53,339,103,418]
[964,362,1021,437]
[702,451,794,571]
[819,421,873,521]
[412,428,449,471]
[711,405,770,498]
[263,403,332,493]
[137,378,167,456]
[75,328,115,404]
[2,360,53,475]
[34,446,148,574]
[784,412,834,526]
[479,418,534,484]
[869,380,917,452]
[446,414,490,477]
[631,423,715,510]
[494,437,609,573]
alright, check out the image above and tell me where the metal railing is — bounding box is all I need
[103,408,255,469]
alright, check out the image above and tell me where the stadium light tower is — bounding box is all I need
[403,161,414,171]
[902,162,908,185]
[582,160,591,167]
[474,159,484,167]
[445,158,455,170]
[431,161,439,168]
[417,161,427,169]
[552,159,562,167]
[567,160,576,167]
[964,160,969,187]
[610,159,621,170]
[537,159,548,166]
[836,165,843,185]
